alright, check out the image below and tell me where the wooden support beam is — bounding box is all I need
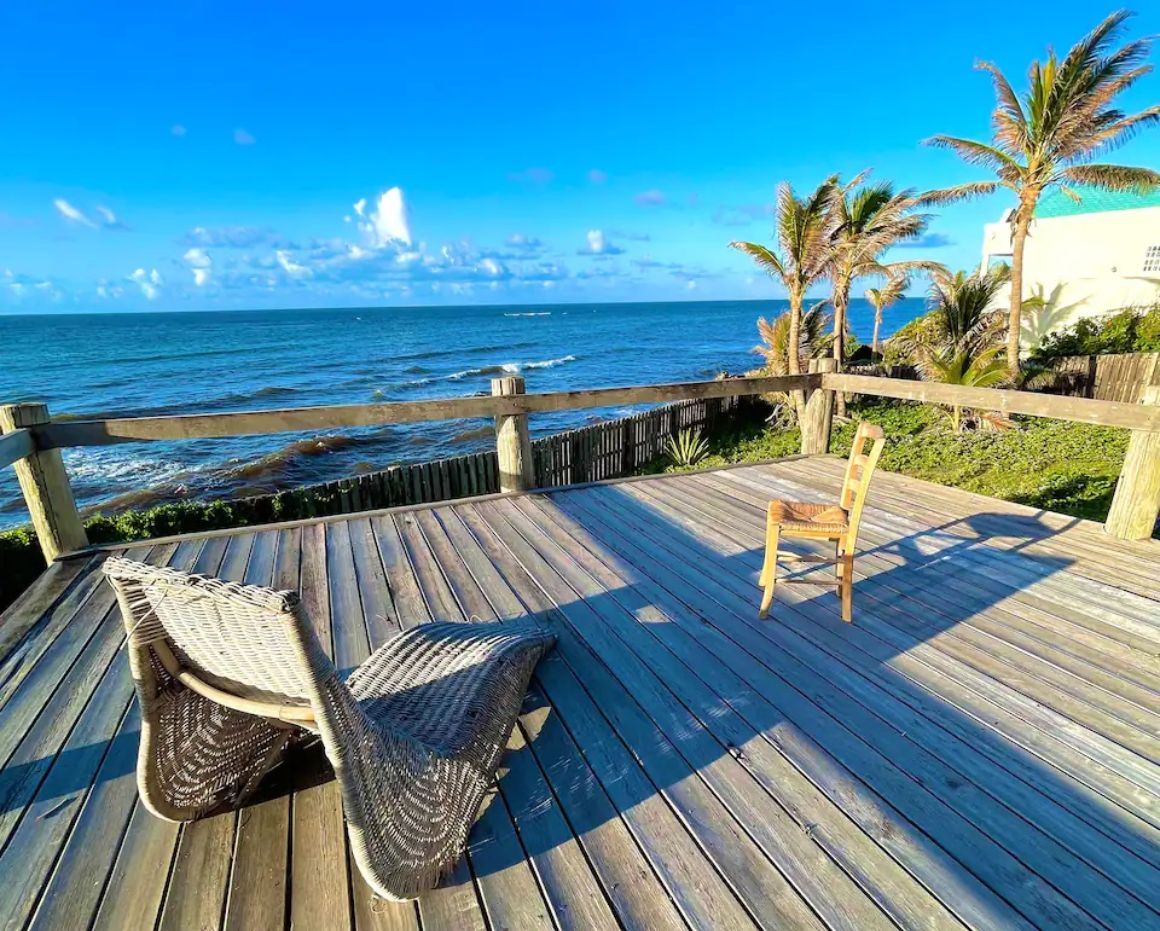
[0,428,34,469]
[0,403,87,561]
[1106,385,1160,540]
[801,358,837,455]
[492,376,534,494]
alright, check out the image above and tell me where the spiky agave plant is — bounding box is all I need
[665,428,710,469]
[925,11,1160,376]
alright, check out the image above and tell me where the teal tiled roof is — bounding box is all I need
[1035,184,1160,218]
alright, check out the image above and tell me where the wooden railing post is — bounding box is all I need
[800,358,837,455]
[0,402,87,561]
[491,376,534,493]
[1105,385,1160,540]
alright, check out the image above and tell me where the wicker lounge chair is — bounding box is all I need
[102,554,555,901]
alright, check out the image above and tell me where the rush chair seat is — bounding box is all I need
[102,555,555,901]
[758,422,886,621]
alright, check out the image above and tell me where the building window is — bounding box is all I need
[1145,244,1160,274]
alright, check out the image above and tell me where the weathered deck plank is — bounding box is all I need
[1,460,1158,931]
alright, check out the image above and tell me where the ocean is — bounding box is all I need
[0,297,921,526]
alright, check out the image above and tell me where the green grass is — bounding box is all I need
[649,398,1130,524]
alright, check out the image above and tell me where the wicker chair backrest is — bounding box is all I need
[104,554,327,706]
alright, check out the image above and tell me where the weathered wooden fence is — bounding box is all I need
[222,395,746,522]
[1023,352,1160,402]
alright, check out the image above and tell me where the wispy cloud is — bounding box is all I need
[508,167,554,185]
[894,232,955,249]
[3,268,62,301]
[53,198,97,229]
[233,128,256,145]
[577,229,624,256]
[182,226,294,249]
[94,205,129,230]
[53,199,128,230]
[711,203,773,227]
[610,229,651,242]
[634,189,665,207]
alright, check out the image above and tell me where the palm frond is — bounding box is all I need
[1058,163,1160,191]
[729,241,787,279]
[919,180,1004,205]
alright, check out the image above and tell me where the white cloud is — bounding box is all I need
[578,229,625,256]
[3,268,63,300]
[53,199,126,230]
[183,247,212,286]
[234,128,256,145]
[128,267,163,300]
[276,250,310,277]
[53,198,97,228]
[355,188,412,248]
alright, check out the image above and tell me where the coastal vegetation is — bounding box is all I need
[1028,301,1160,360]
[647,397,1131,526]
[924,9,1160,375]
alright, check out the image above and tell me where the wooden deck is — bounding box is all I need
[1,457,1158,931]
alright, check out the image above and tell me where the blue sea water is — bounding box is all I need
[0,298,921,524]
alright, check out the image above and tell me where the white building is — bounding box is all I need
[979,185,1160,348]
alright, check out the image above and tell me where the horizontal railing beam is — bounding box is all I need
[36,375,817,449]
[826,373,1160,433]
[0,428,35,469]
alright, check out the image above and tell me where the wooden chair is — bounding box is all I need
[758,422,885,621]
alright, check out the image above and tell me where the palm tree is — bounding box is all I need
[828,175,939,368]
[925,10,1160,376]
[919,266,1011,429]
[927,346,1008,432]
[754,302,832,374]
[866,276,909,356]
[923,265,1011,358]
[752,303,832,424]
[731,177,838,414]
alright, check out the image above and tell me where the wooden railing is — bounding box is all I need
[2,367,1159,566]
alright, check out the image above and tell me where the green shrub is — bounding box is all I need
[1031,302,1160,360]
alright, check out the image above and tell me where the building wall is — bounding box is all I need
[980,205,1160,349]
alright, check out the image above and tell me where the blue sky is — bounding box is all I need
[1,1,1158,313]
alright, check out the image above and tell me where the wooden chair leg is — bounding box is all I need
[840,553,854,622]
[834,540,843,599]
[760,523,780,618]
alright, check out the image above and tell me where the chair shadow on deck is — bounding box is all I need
[5,472,1158,927]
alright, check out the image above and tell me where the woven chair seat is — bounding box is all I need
[767,500,849,534]
[102,555,555,902]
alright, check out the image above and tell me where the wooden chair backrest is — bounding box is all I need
[840,422,885,546]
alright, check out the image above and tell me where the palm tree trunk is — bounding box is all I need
[832,288,848,417]
[787,292,806,421]
[871,307,882,357]
[1007,208,1033,378]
